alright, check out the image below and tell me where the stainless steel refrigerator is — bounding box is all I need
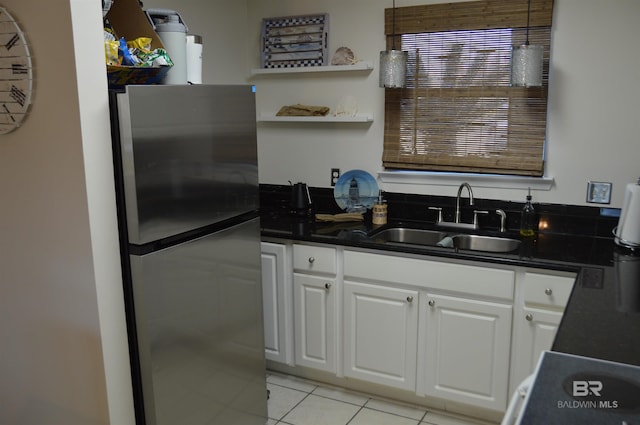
[109,85,267,425]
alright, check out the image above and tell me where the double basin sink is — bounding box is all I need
[369,226,521,253]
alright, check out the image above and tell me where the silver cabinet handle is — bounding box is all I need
[428,299,435,307]
[526,313,533,321]
[544,288,553,295]
[308,257,315,264]
[407,296,414,303]
[324,283,331,290]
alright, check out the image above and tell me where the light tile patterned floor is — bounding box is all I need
[266,372,496,425]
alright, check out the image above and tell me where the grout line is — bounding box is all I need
[311,393,369,407]
[345,404,365,425]
[363,397,429,422]
[270,373,486,425]
[266,380,314,422]
[278,390,314,423]
[358,405,427,424]
[309,388,372,407]
[267,381,313,394]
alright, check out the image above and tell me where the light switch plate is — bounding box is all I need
[586,181,612,204]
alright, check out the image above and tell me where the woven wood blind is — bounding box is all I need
[382,0,554,176]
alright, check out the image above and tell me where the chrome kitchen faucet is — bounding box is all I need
[429,182,488,230]
[455,182,474,224]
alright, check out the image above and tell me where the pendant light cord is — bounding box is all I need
[391,0,397,50]
[525,0,531,45]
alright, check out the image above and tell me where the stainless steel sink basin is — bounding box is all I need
[370,228,448,246]
[370,227,521,253]
[451,234,521,253]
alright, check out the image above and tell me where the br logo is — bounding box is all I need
[572,380,602,397]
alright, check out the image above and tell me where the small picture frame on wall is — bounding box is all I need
[586,181,612,204]
[261,13,329,69]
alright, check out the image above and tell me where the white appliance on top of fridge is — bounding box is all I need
[109,85,267,425]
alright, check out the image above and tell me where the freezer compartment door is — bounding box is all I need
[129,218,267,425]
[116,85,258,244]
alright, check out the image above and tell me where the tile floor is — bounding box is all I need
[266,372,496,425]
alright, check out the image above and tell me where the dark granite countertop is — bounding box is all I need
[260,205,640,368]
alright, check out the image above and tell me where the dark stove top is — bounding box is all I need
[518,351,640,424]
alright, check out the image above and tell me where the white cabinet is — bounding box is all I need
[293,274,337,372]
[509,270,576,394]
[344,249,514,409]
[293,244,337,275]
[261,242,292,364]
[267,242,575,417]
[521,271,574,310]
[513,307,562,377]
[509,271,576,388]
[343,280,419,391]
[292,244,337,373]
[418,293,512,412]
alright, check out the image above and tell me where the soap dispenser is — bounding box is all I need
[520,188,536,237]
[372,190,388,226]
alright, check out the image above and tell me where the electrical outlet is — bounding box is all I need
[331,168,340,186]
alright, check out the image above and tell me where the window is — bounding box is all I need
[382,0,554,177]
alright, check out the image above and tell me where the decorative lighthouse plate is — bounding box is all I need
[334,169,378,212]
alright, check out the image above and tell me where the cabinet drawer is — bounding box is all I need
[293,244,336,275]
[344,250,514,301]
[522,271,576,309]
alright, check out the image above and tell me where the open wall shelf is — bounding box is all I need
[257,113,373,123]
[251,62,373,76]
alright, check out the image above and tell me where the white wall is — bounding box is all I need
[544,0,640,207]
[144,0,251,84]
[248,0,640,208]
[0,0,133,424]
[248,0,388,190]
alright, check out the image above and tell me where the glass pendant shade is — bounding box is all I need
[511,44,543,87]
[379,49,408,88]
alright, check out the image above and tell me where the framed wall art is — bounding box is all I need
[261,13,329,69]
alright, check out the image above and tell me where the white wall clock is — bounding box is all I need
[0,6,33,134]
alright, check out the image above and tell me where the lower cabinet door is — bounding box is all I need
[261,242,289,364]
[419,293,512,412]
[510,306,562,392]
[343,280,419,391]
[293,273,336,373]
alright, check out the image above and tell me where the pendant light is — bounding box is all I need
[511,0,544,87]
[379,0,407,88]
